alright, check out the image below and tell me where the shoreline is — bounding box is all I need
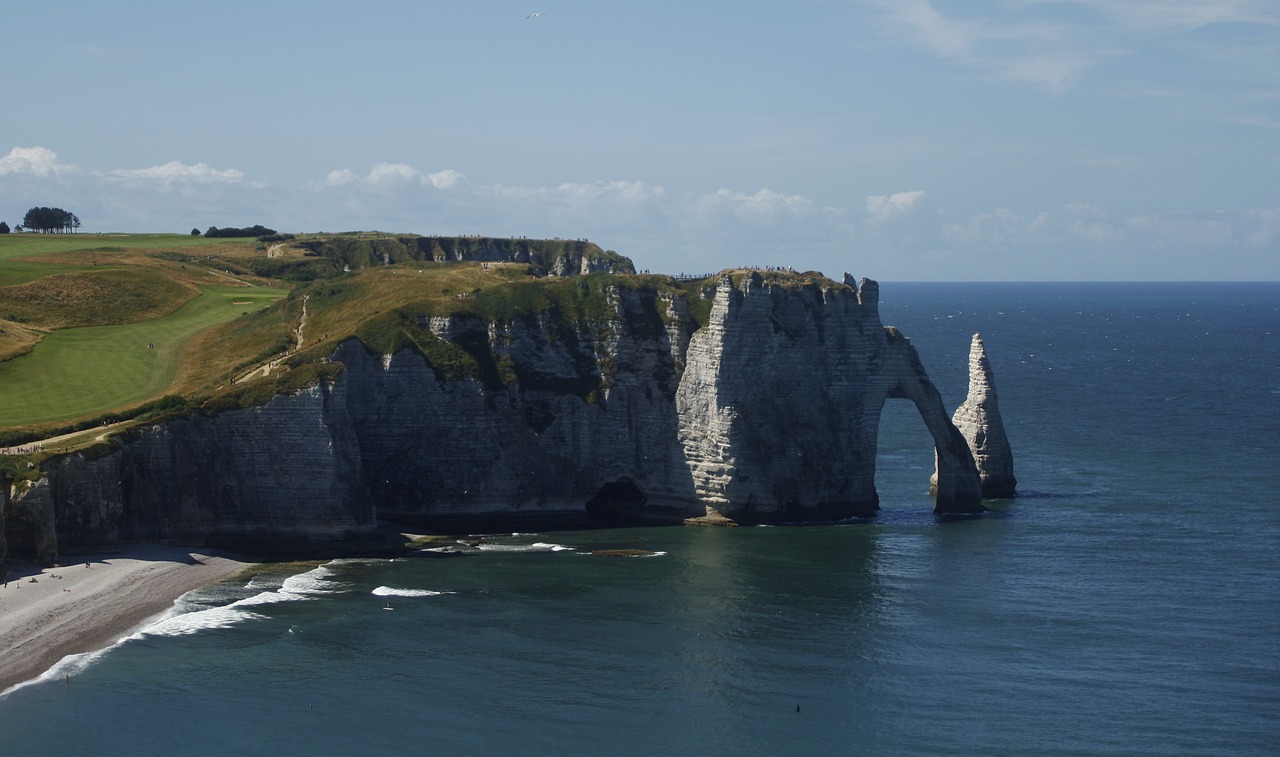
[0,544,250,694]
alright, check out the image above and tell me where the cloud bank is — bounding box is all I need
[0,146,78,177]
[98,161,246,187]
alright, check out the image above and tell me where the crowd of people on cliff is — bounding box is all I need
[6,443,44,455]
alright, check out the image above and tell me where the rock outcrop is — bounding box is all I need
[674,273,981,523]
[4,272,988,560]
[935,333,1016,498]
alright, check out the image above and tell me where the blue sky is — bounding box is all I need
[3,0,1277,280]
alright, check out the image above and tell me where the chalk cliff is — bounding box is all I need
[950,333,1017,498]
[4,271,986,562]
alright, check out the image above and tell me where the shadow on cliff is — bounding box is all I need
[334,283,705,531]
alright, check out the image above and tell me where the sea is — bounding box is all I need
[1,282,1277,756]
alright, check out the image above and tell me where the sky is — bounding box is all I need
[2,0,1278,281]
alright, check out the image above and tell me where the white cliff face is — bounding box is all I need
[9,274,987,561]
[9,384,376,558]
[335,284,696,527]
[675,272,982,522]
[949,333,1017,498]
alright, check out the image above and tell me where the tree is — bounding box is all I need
[0,221,9,234]
[191,227,201,236]
[21,206,80,233]
[204,224,276,238]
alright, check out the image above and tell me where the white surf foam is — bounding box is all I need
[132,565,338,640]
[279,565,342,595]
[371,586,451,598]
[4,566,348,695]
[0,648,116,698]
[475,542,574,553]
[130,600,269,638]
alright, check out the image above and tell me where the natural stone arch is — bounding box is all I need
[882,333,985,514]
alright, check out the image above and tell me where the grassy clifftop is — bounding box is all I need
[255,234,634,281]
[0,231,846,451]
[0,232,642,443]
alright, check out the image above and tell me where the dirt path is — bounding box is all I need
[2,296,309,456]
[0,426,124,456]
[233,294,308,384]
[295,293,308,350]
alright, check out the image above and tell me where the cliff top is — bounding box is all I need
[0,231,869,453]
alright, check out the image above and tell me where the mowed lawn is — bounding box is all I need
[0,285,286,427]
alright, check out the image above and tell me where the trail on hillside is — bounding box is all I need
[234,294,308,385]
[2,296,306,456]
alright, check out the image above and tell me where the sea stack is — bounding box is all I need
[938,333,1017,498]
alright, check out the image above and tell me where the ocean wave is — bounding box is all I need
[132,566,340,640]
[130,600,269,639]
[0,648,115,698]
[371,586,452,598]
[475,542,574,553]
[279,565,343,595]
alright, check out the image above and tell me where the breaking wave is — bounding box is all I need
[371,586,452,598]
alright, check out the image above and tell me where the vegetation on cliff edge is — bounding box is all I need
[0,231,851,456]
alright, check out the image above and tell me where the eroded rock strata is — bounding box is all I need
[949,333,1017,498]
[5,272,986,560]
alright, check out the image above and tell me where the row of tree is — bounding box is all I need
[0,210,283,237]
[203,224,277,238]
[20,206,81,233]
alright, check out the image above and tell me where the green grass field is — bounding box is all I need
[0,284,286,426]
[0,233,241,286]
[0,233,232,261]
[0,232,675,440]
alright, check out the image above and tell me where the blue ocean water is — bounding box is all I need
[2,282,1277,755]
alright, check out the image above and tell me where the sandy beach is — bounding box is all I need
[0,545,249,693]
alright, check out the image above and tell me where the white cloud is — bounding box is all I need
[866,190,925,223]
[366,162,421,186]
[868,0,1280,93]
[489,179,663,205]
[1062,1,1280,30]
[871,0,1109,92]
[694,187,813,225]
[888,0,971,57]
[427,169,463,189]
[322,163,465,191]
[325,169,359,187]
[98,160,246,186]
[0,146,79,177]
